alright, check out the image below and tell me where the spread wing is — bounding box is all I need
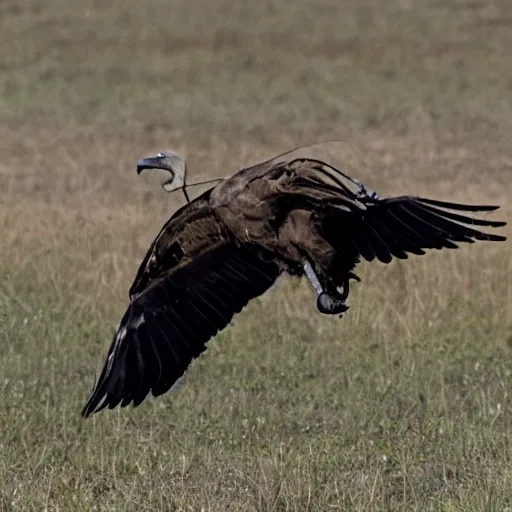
[259,154,506,263]
[320,195,506,265]
[82,192,281,417]
[260,155,506,265]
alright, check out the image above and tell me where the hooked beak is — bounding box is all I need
[136,156,169,175]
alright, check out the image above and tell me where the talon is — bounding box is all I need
[336,272,361,302]
[348,272,361,283]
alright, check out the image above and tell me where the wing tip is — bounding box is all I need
[413,198,507,237]
[81,385,110,418]
[417,197,503,213]
[486,234,507,242]
[82,388,134,418]
[81,398,103,418]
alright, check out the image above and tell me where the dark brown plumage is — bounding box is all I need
[81,141,506,417]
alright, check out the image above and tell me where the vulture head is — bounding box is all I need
[137,151,187,193]
[137,150,225,202]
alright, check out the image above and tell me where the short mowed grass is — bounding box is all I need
[1,0,512,510]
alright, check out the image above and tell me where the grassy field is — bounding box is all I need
[1,0,512,509]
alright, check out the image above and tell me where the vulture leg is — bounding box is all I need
[302,260,349,316]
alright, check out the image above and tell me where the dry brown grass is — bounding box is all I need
[1,0,512,510]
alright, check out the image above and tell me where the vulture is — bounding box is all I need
[81,141,506,417]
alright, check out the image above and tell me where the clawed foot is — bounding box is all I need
[302,259,359,318]
[316,292,349,316]
[317,272,361,317]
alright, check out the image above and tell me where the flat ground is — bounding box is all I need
[1,0,512,510]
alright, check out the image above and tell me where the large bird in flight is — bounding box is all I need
[82,141,506,417]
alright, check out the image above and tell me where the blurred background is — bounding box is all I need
[1,0,511,509]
